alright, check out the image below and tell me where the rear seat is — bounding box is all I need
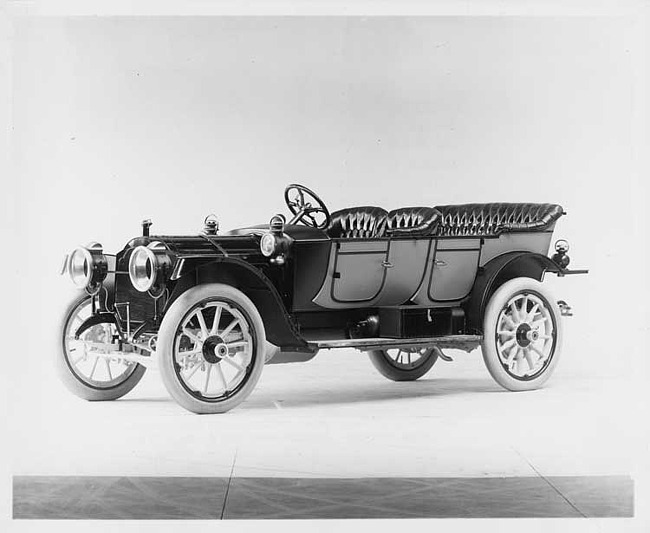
[434,203,565,237]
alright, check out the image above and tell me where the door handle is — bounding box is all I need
[434,260,447,267]
[381,260,393,268]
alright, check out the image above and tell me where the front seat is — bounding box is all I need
[326,206,388,239]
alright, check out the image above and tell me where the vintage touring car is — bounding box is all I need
[60,184,587,413]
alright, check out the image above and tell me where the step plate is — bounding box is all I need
[310,335,483,353]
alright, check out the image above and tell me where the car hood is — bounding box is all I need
[224,224,328,241]
[121,224,328,259]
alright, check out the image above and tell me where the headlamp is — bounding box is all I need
[128,241,172,297]
[68,242,108,294]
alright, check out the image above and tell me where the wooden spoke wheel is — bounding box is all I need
[57,293,146,401]
[157,284,265,414]
[368,346,439,381]
[482,278,563,391]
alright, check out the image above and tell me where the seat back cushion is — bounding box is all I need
[434,203,564,237]
[327,206,388,239]
[386,207,441,237]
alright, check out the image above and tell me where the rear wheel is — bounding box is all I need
[58,293,146,401]
[157,283,266,414]
[368,347,439,381]
[482,277,563,391]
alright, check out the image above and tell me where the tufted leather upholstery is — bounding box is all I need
[327,206,388,239]
[434,203,564,237]
[386,207,441,237]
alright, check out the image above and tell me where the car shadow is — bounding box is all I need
[118,397,171,403]
[117,377,509,411]
[241,377,507,411]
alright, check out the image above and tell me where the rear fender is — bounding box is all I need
[166,257,310,352]
[464,252,561,334]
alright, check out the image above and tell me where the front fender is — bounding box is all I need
[166,257,311,352]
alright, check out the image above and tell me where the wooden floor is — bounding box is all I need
[13,475,633,519]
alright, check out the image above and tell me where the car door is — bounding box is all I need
[331,240,389,302]
[409,238,481,305]
[427,239,481,302]
[312,240,389,308]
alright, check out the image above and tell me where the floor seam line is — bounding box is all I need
[220,450,237,520]
[511,446,587,518]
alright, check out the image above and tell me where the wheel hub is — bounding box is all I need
[202,335,228,364]
[515,323,538,347]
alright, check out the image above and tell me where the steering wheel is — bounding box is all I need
[284,184,331,230]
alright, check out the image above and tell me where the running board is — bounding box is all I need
[309,335,482,353]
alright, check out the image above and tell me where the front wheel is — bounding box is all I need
[368,347,439,381]
[157,283,266,414]
[58,293,146,401]
[482,278,563,391]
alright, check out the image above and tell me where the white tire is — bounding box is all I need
[58,293,146,401]
[368,347,438,381]
[482,277,563,391]
[157,283,265,414]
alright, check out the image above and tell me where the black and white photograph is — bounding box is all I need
[2,0,648,530]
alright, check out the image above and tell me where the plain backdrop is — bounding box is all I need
[3,12,649,533]
[10,15,647,374]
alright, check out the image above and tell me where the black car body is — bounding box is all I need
[60,184,587,413]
